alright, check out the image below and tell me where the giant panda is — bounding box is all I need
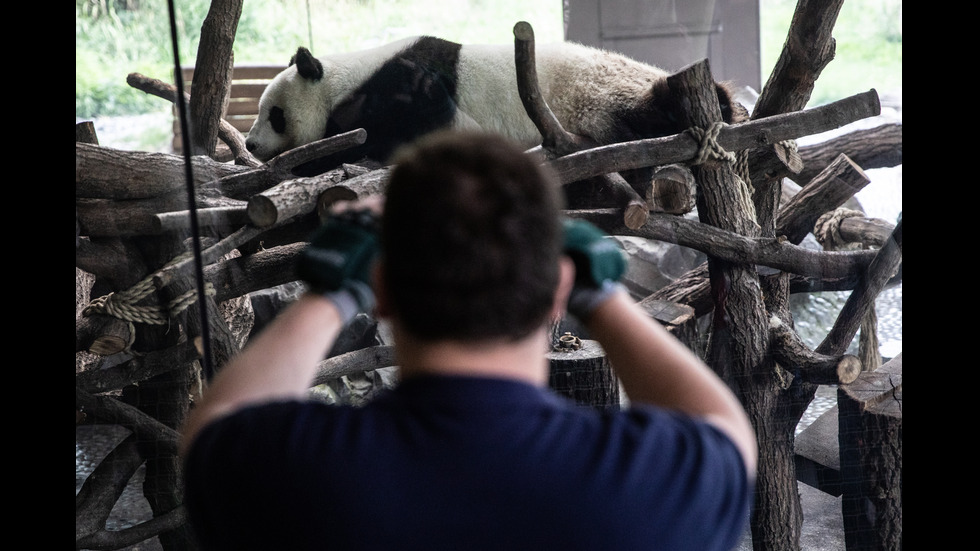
[245,35,739,176]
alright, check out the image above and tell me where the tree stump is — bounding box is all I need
[838,353,902,550]
[547,338,619,409]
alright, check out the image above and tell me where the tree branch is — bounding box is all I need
[126,72,260,167]
[546,89,880,186]
[75,388,180,456]
[769,315,861,384]
[569,208,879,280]
[513,21,648,230]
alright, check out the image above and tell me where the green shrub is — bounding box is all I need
[761,0,902,107]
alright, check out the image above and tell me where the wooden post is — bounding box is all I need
[838,353,902,550]
[547,338,619,409]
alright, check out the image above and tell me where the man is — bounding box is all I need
[180,130,756,550]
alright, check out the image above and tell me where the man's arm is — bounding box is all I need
[179,201,381,459]
[178,293,345,458]
[583,289,758,477]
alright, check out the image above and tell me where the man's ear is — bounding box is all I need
[371,260,392,319]
[550,256,575,323]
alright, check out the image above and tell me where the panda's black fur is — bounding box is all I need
[321,38,464,171]
[245,36,740,177]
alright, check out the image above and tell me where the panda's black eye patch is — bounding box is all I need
[270,106,286,134]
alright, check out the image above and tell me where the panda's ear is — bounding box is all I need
[289,47,324,81]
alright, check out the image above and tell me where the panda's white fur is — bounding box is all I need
[452,42,669,144]
[245,36,733,173]
[245,37,422,161]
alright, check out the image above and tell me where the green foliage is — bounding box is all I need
[760,0,902,107]
[75,0,210,117]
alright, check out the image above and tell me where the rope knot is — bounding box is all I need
[814,207,865,250]
[686,122,736,165]
[81,251,215,326]
[83,283,215,325]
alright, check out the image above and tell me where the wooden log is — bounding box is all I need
[776,153,872,244]
[645,256,884,319]
[645,150,886,315]
[178,134,367,203]
[793,403,843,497]
[641,263,713,316]
[547,339,619,409]
[816,218,902,356]
[771,139,804,175]
[752,0,842,119]
[311,345,396,386]
[646,164,696,214]
[77,124,366,213]
[512,21,586,156]
[154,158,371,232]
[837,215,897,249]
[165,267,241,377]
[75,387,180,456]
[838,353,902,550]
[247,165,389,228]
[153,205,251,233]
[76,506,188,551]
[247,171,347,227]
[546,89,881,186]
[76,190,246,237]
[568,208,880,281]
[152,224,267,289]
[667,58,769,389]
[77,195,186,237]
[76,237,150,290]
[793,123,902,186]
[636,299,700,357]
[315,166,391,218]
[185,0,242,158]
[205,242,305,302]
[513,21,648,230]
[76,121,99,145]
[76,339,201,393]
[262,129,368,178]
[75,142,249,200]
[75,434,143,541]
[746,144,802,187]
[768,315,861,384]
[75,314,133,356]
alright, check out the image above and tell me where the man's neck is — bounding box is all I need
[393,326,551,386]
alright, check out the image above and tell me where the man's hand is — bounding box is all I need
[562,218,627,322]
[296,200,382,324]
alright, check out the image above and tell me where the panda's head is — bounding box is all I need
[245,47,332,162]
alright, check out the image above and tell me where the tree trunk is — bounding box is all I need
[187,0,244,157]
[547,339,619,409]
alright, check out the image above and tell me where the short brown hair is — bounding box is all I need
[380,130,564,342]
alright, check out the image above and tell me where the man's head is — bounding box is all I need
[378,130,564,343]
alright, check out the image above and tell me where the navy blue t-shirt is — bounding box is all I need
[184,375,751,550]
